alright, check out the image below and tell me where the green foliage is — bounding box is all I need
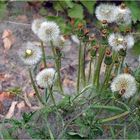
[125,1,140,23]
[0,1,7,19]
[68,3,84,19]
[81,1,96,14]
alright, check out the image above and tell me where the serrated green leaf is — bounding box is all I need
[81,1,96,14]
[68,4,83,19]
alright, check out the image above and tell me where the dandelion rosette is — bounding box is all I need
[111,73,137,98]
[31,18,46,34]
[19,42,42,66]
[95,3,118,23]
[116,6,132,25]
[36,68,57,88]
[37,21,60,43]
[108,33,134,51]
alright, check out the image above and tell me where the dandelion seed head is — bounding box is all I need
[31,18,46,34]
[37,21,60,43]
[19,42,42,66]
[36,68,57,88]
[116,6,132,25]
[95,4,118,23]
[111,74,137,98]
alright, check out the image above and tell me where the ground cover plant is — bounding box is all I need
[0,0,140,139]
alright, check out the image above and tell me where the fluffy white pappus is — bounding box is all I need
[31,18,46,34]
[108,33,134,51]
[37,21,60,42]
[111,73,137,99]
[36,68,57,88]
[124,35,134,49]
[108,33,124,51]
[19,42,42,66]
[116,6,132,25]
[95,3,118,23]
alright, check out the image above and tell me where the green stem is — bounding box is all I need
[93,45,107,88]
[88,57,93,82]
[103,53,118,90]
[77,42,82,93]
[118,56,125,75]
[81,44,86,87]
[28,68,45,105]
[100,111,129,123]
[50,41,64,95]
[48,86,56,107]
[41,41,47,68]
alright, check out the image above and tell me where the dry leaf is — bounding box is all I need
[0,101,3,112]
[0,92,14,102]
[2,29,15,51]
[17,101,26,110]
[16,15,28,23]
[63,76,76,88]
[5,101,18,119]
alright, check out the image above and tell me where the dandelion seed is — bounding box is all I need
[108,33,134,51]
[95,3,118,23]
[111,73,137,98]
[116,5,132,25]
[19,42,42,65]
[31,18,46,34]
[36,68,57,88]
[37,21,60,43]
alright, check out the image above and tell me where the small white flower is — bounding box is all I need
[95,4,118,23]
[111,74,137,98]
[31,18,46,34]
[36,68,57,88]
[108,33,134,51]
[37,21,60,42]
[124,35,134,49]
[19,42,42,65]
[116,6,132,25]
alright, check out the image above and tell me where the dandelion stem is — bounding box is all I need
[41,41,47,68]
[88,57,93,82]
[81,44,86,87]
[103,53,118,90]
[77,42,82,93]
[50,41,64,95]
[93,45,106,89]
[49,86,56,107]
[28,68,46,105]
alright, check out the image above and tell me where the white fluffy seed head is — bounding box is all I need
[37,21,60,43]
[111,74,137,99]
[31,18,46,34]
[36,68,57,88]
[19,42,42,66]
[108,33,124,51]
[116,6,132,25]
[124,35,134,49]
[108,33,135,51]
[95,3,118,23]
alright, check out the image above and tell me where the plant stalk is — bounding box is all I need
[28,68,45,105]
[41,41,47,68]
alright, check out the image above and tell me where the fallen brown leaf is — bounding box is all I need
[63,76,76,88]
[16,15,28,23]
[5,101,18,119]
[2,29,15,51]
[0,92,14,102]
